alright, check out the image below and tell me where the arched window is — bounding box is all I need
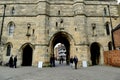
[6,45,11,56]
[105,22,110,35]
[108,41,112,50]
[8,22,15,36]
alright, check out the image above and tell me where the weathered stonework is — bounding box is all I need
[0,0,119,67]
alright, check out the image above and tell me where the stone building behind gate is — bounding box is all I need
[0,0,119,67]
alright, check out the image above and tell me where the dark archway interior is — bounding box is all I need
[90,42,100,65]
[52,32,70,65]
[22,45,33,66]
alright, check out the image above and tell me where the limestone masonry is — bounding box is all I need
[0,0,119,67]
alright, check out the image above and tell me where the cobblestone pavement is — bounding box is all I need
[0,64,120,80]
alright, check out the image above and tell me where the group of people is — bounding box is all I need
[50,54,78,69]
[9,55,17,68]
[70,56,78,69]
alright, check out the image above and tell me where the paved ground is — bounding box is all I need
[0,64,120,80]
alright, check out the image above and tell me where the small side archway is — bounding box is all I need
[90,42,101,65]
[20,43,35,66]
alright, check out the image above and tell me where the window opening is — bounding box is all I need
[105,22,110,35]
[58,10,60,16]
[108,41,112,50]
[104,7,107,16]
[6,45,11,56]
[8,22,15,36]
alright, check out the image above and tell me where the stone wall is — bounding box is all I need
[0,0,119,67]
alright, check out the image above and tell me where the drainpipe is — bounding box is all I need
[0,4,6,45]
[107,5,115,50]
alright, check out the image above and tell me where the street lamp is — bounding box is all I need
[0,4,6,46]
[0,4,6,64]
[107,5,115,50]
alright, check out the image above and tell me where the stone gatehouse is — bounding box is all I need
[0,0,119,67]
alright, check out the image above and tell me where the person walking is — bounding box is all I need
[73,56,78,69]
[70,56,74,68]
[50,54,55,67]
[59,56,64,64]
[13,56,17,68]
[9,55,13,68]
[50,55,53,67]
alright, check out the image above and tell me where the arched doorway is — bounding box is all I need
[22,45,33,66]
[49,31,72,66]
[90,42,100,65]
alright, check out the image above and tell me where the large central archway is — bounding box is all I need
[49,31,73,65]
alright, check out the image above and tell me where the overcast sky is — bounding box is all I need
[118,0,120,3]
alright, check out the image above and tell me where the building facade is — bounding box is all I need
[0,0,119,67]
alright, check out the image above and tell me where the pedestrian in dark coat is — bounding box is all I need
[9,55,13,68]
[50,55,53,67]
[59,56,64,64]
[73,56,78,69]
[50,54,55,67]
[13,56,17,68]
[70,57,74,68]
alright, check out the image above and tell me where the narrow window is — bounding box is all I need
[11,7,15,15]
[56,22,58,27]
[6,45,11,56]
[105,22,110,35]
[104,7,107,16]
[108,41,112,50]
[8,22,15,36]
[32,29,35,35]
[58,10,60,15]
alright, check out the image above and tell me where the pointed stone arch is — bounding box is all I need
[19,43,35,51]
[6,42,13,48]
[48,31,75,65]
[19,43,35,66]
[90,42,104,65]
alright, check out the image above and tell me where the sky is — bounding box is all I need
[118,0,120,3]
